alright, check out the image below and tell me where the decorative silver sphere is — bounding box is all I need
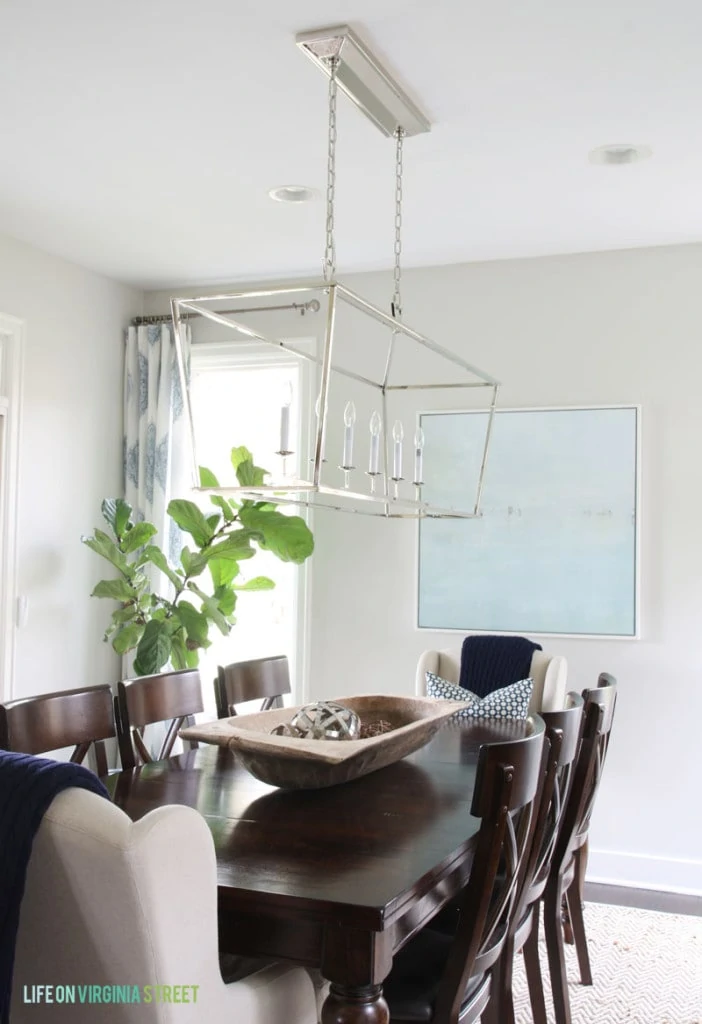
[273,701,361,741]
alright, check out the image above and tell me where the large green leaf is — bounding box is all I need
[82,530,130,574]
[238,507,314,563]
[207,533,255,561]
[134,620,172,675]
[210,494,236,522]
[213,586,236,616]
[110,606,139,626]
[101,498,132,539]
[170,630,188,670]
[187,582,230,635]
[121,521,158,553]
[209,558,240,589]
[232,576,275,591]
[230,446,254,471]
[184,647,200,669]
[174,600,210,646]
[112,623,145,655]
[180,546,209,578]
[137,545,182,589]
[91,578,137,601]
[231,446,267,487]
[198,465,220,488]
[167,499,214,547]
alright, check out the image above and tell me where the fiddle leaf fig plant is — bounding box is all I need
[83,446,314,676]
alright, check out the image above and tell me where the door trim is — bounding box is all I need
[0,313,24,701]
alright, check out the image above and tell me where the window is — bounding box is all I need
[188,342,310,714]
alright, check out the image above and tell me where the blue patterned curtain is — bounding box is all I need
[123,323,191,566]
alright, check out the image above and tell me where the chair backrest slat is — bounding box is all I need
[215,656,291,718]
[117,670,204,769]
[0,685,115,774]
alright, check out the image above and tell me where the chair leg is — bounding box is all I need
[484,935,515,1024]
[576,840,589,899]
[544,884,572,1024]
[523,903,548,1024]
[562,895,574,945]
[565,878,592,986]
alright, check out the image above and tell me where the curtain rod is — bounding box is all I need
[132,300,321,326]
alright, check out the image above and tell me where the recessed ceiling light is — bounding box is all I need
[268,185,319,203]
[588,144,653,166]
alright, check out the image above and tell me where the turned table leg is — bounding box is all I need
[320,924,392,1024]
[321,983,389,1024]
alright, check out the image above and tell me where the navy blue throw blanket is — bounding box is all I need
[0,751,109,1024]
[459,635,543,698]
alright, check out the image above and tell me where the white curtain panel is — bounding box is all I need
[123,323,191,564]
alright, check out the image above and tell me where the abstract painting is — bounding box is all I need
[418,406,639,637]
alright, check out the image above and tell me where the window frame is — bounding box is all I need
[189,336,316,705]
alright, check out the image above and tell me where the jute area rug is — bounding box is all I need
[512,902,702,1023]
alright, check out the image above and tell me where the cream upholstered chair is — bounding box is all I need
[11,789,319,1023]
[416,645,568,713]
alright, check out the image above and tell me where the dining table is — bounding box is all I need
[102,717,528,1024]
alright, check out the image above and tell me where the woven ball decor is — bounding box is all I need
[272,701,361,740]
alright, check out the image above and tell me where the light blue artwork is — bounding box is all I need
[418,407,639,637]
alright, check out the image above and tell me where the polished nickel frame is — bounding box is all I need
[172,283,499,519]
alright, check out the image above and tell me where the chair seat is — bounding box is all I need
[383,925,488,1022]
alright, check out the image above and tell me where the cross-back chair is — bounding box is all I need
[116,669,204,770]
[542,674,617,1024]
[0,685,115,775]
[381,716,547,1024]
[214,655,291,719]
[486,693,585,1024]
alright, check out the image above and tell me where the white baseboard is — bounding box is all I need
[587,848,702,897]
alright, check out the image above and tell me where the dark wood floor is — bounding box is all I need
[585,881,702,918]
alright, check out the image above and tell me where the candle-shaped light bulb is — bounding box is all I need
[392,419,404,479]
[279,380,293,453]
[413,427,425,485]
[368,411,381,474]
[342,401,356,467]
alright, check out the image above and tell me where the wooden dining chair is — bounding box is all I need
[542,674,617,1024]
[380,717,547,1024]
[116,669,204,770]
[0,685,116,776]
[486,693,585,1024]
[214,655,291,719]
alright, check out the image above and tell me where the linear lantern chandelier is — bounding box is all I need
[172,25,500,519]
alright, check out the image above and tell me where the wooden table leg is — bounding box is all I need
[320,925,392,1024]
[321,983,389,1024]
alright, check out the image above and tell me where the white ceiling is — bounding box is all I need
[2,0,702,288]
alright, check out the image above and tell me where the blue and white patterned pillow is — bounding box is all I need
[426,671,533,720]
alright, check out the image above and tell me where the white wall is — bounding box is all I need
[0,231,141,700]
[147,242,702,895]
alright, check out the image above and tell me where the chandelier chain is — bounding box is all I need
[323,57,339,282]
[392,127,405,319]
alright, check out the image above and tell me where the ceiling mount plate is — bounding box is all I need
[296,24,431,138]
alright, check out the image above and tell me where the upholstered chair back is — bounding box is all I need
[11,789,316,1023]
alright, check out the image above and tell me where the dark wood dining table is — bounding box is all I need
[102,717,528,1024]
